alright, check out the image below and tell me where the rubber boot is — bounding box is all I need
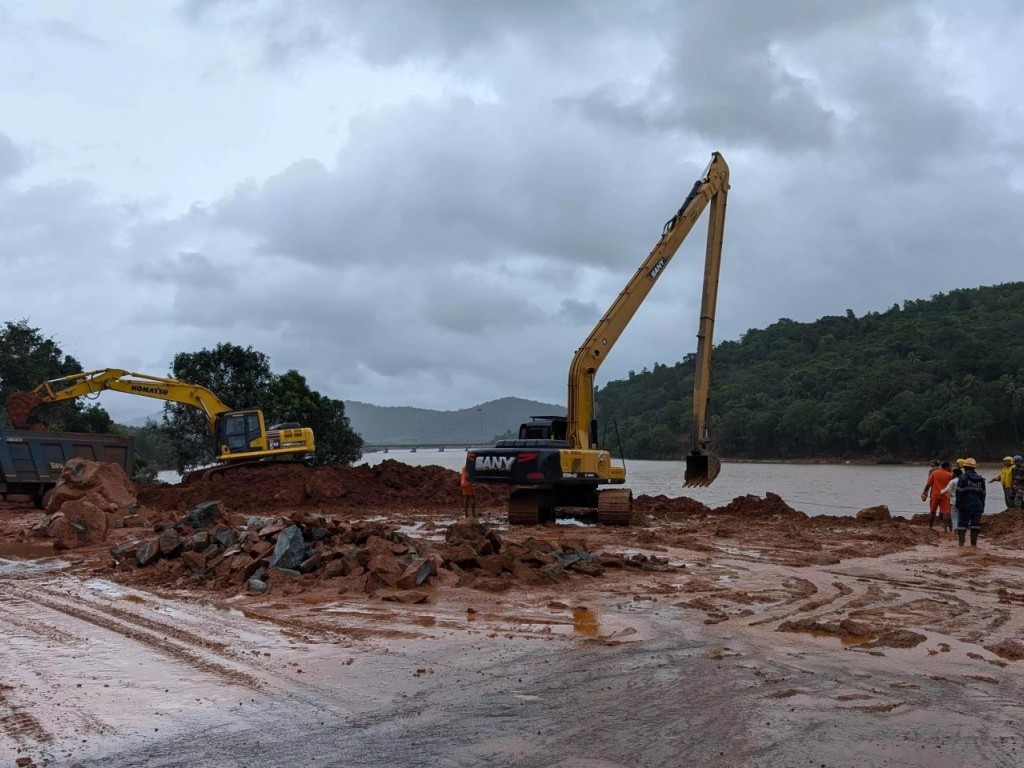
[970,529,979,547]
[957,530,966,547]
[928,513,936,529]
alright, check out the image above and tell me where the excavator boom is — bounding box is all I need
[567,152,729,485]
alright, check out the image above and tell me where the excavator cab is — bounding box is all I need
[214,410,267,456]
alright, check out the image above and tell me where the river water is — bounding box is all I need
[361,450,1001,520]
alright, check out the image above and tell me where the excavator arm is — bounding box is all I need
[6,369,235,432]
[566,151,729,484]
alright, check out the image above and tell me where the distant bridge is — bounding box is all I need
[362,443,491,454]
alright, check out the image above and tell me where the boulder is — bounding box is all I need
[136,539,160,566]
[269,525,305,570]
[179,500,226,529]
[158,529,184,557]
[47,498,110,550]
[857,505,892,522]
[48,458,136,511]
[397,559,434,589]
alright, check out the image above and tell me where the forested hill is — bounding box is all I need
[346,397,565,444]
[598,281,1024,461]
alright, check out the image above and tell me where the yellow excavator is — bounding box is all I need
[467,151,729,525]
[5,369,316,479]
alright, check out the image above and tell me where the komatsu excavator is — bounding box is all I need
[467,152,729,525]
[5,369,316,479]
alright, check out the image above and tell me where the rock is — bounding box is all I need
[247,540,274,559]
[181,551,208,574]
[122,514,146,528]
[267,566,302,581]
[110,539,145,561]
[180,500,226,529]
[211,525,238,549]
[242,558,269,581]
[446,542,481,569]
[366,554,403,587]
[49,458,136,511]
[322,558,352,578]
[857,505,892,522]
[244,516,273,529]
[158,529,184,557]
[258,519,289,539]
[269,525,305,570]
[299,551,322,574]
[247,577,268,594]
[397,559,434,589]
[136,539,160,566]
[382,591,429,604]
[47,498,110,550]
[192,531,211,550]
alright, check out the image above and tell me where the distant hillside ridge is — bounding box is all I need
[346,396,565,444]
[598,281,1024,461]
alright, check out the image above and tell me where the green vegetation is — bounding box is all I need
[597,282,1024,462]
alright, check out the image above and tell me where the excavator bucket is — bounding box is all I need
[5,391,44,430]
[684,450,721,487]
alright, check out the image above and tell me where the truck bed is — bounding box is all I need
[0,429,134,506]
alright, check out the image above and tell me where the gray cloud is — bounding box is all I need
[3,1,1024,422]
[0,132,26,180]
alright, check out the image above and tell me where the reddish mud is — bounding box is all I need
[5,461,1024,766]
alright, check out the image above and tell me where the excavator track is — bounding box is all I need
[597,488,633,526]
[507,489,542,526]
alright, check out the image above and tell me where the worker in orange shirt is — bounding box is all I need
[460,464,476,518]
[922,461,953,531]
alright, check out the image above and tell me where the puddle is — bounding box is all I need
[807,630,873,646]
[572,607,599,637]
[0,540,55,558]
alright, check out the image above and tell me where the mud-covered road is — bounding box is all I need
[5,536,1024,767]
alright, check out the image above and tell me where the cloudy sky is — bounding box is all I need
[2,1,1022,423]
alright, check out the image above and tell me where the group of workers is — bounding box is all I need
[920,457,994,547]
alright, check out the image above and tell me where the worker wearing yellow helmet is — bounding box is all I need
[990,456,1015,508]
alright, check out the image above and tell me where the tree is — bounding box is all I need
[269,370,363,466]
[0,319,113,432]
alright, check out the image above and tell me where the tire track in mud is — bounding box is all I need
[4,585,265,692]
[33,585,234,655]
[0,683,51,747]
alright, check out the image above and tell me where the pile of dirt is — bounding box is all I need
[979,508,1024,547]
[137,460,507,514]
[635,491,805,522]
[37,459,142,550]
[103,508,678,598]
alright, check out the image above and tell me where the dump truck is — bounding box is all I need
[467,152,730,525]
[0,428,134,507]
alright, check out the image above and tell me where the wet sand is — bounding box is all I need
[4,492,1024,766]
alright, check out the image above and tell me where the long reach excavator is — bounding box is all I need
[466,151,729,525]
[5,369,316,480]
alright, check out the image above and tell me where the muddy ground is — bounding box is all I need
[3,460,1024,767]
